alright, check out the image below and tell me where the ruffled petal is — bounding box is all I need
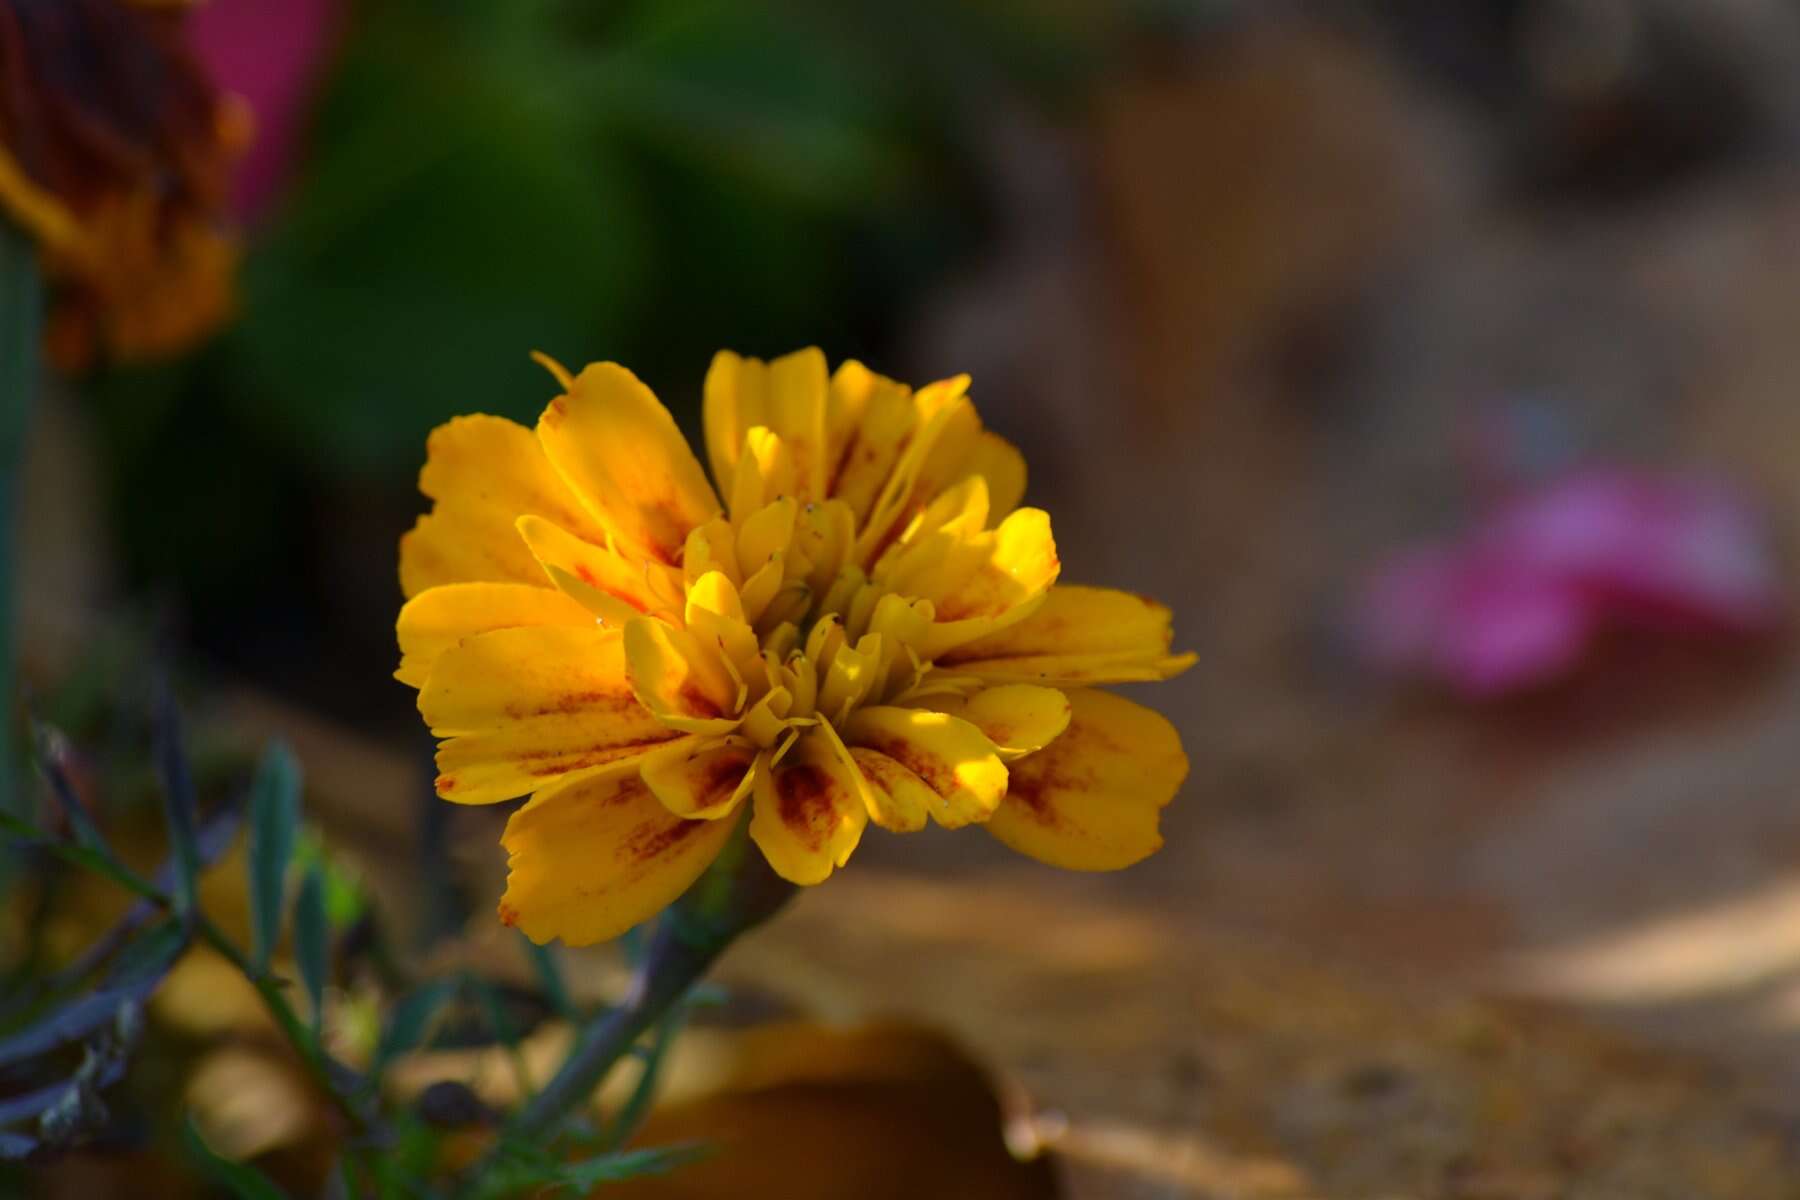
[498,772,738,946]
[749,733,868,885]
[419,626,679,803]
[640,736,759,820]
[399,415,607,598]
[884,507,1059,659]
[985,688,1186,871]
[853,376,972,565]
[960,431,1027,522]
[396,582,596,689]
[846,747,933,832]
[923,684,1071,761]
[623,618,741,735]
[938,585,1197,685]
[703,348,829,504]
[515,514,681,623]
[537,363,721,566]
[824,361,916,525]
[841,705,1006,829]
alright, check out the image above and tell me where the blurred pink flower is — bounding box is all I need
[189,0,340,221]
[1356,470,1784,697]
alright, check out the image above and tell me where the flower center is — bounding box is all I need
[632,491,973,753]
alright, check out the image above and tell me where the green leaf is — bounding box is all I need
[0,810,159,903]
[247,742,302,973]
[29,722,105,851]
[183,1119,286,1200]
[371,979,458,1077]
[551,1143,710,1192]
[0,920,187,1065]
[293,865,329,1031]
[477,1138,708,1200]
[151,684,202,915]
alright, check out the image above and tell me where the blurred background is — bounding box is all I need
[20,0,1800,1193]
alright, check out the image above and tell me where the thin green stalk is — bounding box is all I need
[0,220,41,819]
[1,811,374,1135]
[458,822,794,1192]
[192,914,375,1135]
[509,825,791,1141]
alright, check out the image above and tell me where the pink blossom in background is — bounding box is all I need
[1355,469,1784,698]
[189,0,342,222]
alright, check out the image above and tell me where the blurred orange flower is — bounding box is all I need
[0,0,246,367]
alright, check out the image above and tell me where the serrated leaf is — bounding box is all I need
[371,979,458,1077]
[247,742,301,972]
[293,864,328,1031]
[151,683,201,914]
[183,1119,286,1200]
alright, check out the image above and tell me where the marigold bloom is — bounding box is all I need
[397,349,1194,945]
[0,0,244,367]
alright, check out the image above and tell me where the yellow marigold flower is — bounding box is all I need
[0,0,245,368]
[397,349,1194,946]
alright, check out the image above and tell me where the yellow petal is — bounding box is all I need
[623,618,740,735]
[396,582,596,689]
[515,515,680,623]
[498,772,737,946]
[767,348,829,502]
[703,350,770,500]
[846,747,933,832]
[537,363,721,566]
[639,737,759,820]
[705,348,829,504]
[881,507,1059,659]
[683,517,742,589]
[399,415,606,598]
[853,376,972,565]
[420,626,679,804]
[961,430,1027,522]
[842,706,1006,829]
[750,732,868,885]
[907,394,984,511]
[826,362,916,524]
[937,585,1197,685]
[736,496,798,576]
[985,688,1186,871]
[925,684,1071,761]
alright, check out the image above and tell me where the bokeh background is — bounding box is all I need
[22,0,1800,1193]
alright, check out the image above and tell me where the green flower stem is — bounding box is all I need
[192,913,379,1137]
[0,220,41,818]
[0,813,375,1135]
[504,822,795,1144]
